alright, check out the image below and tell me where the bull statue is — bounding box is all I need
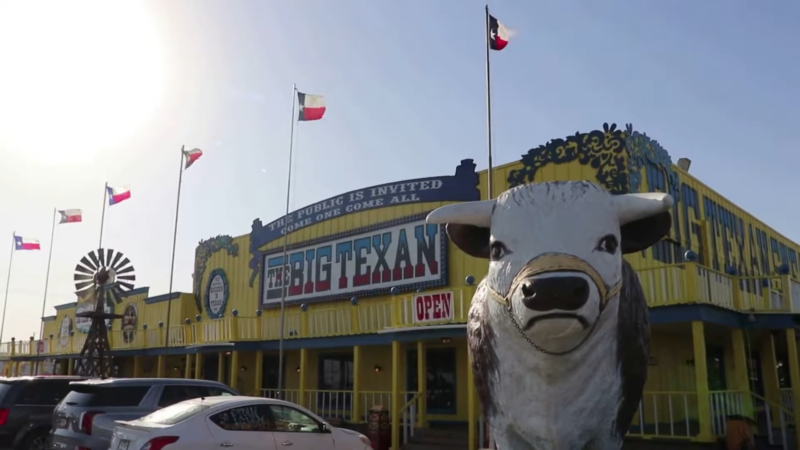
[426,181,673,450]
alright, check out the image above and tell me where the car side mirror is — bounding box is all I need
[320,423,331,433]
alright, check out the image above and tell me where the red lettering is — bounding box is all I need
[441,293,452,319]
[415,297,425,322]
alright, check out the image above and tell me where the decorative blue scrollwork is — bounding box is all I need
[193,235,238,312]
[507,123,630,194]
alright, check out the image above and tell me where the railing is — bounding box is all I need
[260,388,413,425]
[5,265,800,357]
[400,392,422,447]
[637,262,797,313]
[628,391,699,439]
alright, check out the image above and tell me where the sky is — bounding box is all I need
[0,0,798,341]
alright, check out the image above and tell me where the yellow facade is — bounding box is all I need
[6,123,800,449]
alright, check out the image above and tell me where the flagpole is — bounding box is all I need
[164,146,185,358]
[277,83,297,398]
[485,4,495,200]
[99,182,108,249]
[0,233,16,343]
[34,209,57,375]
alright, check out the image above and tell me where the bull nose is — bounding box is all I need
[521,276,590,311]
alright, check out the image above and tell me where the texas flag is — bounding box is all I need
[58,209,82,224]
[183,148,203,170]
[297,91,326,121]
[488,14,510,51]
[14,235,40,251]
[107,186,131,206]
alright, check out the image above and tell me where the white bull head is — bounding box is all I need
[427,181,673,353]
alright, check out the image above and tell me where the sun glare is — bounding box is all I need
[0,1,164,165]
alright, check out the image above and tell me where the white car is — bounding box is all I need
[108,396,372,450]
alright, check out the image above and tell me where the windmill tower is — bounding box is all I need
[73,249,136,378]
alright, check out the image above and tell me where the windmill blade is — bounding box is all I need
[117,274,135,282]
[75,264,94,276]
[97,249,106,267]
[118,281,135,291]
[108,289,122,305]
[110,251,123,269]
[88,251,100,270]
[105,249,115,268]
[116,257,130,269]
[116,265,135,276]
[79,256,97,273]
[75,280,94,292]
[74,273,93,282]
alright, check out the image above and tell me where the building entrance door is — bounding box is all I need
[407,347,457,415]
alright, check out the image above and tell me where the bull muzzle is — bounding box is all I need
[487,253,621,311]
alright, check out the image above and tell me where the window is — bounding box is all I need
[62,385,150,407]
[207,387,235,397]
[268,405,321,433]
[140,401,211,425]
[209,404,274,432]
[159,385,236,408]
[0,383,13,403]
[318,354,353,390]
[15,381,72,405]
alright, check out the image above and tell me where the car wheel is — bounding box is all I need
[23,429,50,450]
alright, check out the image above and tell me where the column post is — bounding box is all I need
[692,321,713,441]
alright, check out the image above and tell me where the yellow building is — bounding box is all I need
[5,122,800,449]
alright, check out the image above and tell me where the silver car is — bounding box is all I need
[50,378,237,450]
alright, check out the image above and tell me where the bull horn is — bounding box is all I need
[613,192,674,225]
[426,200,495,228]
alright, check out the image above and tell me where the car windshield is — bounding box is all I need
[0,383,13,402]
[138,401,211,425]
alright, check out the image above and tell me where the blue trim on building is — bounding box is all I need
[42,316,56,322]
[145,292,183,304]
[18,304,800,361]
[53,302,77,311]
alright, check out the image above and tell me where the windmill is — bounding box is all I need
[73,249,136,377]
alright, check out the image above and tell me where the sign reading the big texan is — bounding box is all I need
[248,159,479,287]
[261,217,447,305]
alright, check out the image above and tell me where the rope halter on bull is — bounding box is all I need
[485,252,622,357]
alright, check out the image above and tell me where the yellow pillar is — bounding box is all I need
[194,353,203,380]
[218,353,225,383]
[299,349,308,407]
[416,341,427,428]
[184,354,193,379]
[761,332,782,422]
[67,358,73,375]
[684,262,698,303]
[783,329,800,443]
[229,351,239,390]
[730,329,753,418]
[156,355,165,378]
[467,344,477,450]
[133,356,142,378]
[692,321,713,441]
[391,341,401,450]
[254,351,264,397]
[353,346,362,422]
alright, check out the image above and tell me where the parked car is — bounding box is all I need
[50,378,237,450]
[0,375,86,450]
[109,396,372,450]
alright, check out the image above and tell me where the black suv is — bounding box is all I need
[0,376,85,450]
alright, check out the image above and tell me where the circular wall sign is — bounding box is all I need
[59,316,72,348]
[205,269,229,319]
[122,303,138,343]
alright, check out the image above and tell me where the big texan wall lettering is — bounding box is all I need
[262,220,443,304]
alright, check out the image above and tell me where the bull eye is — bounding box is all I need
[490,241,510,260]
[596,234,618,254]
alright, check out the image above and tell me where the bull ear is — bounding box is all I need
[620,212,672,254]
[446,224,491,259]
